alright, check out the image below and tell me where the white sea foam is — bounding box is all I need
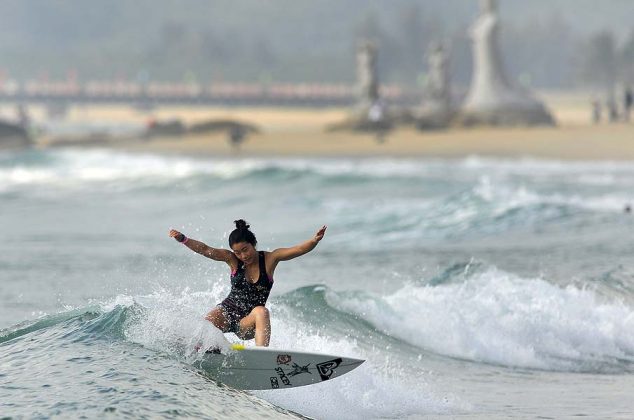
[112,285,231,361]
[473,175,634,214]
[328,267,634,371]
[0,150,297,191]
[100,287,465,419]
[3,150,634,188]
[3,150,589,209]
[460,155,634,175]
[253,310,466,419]
[0,152,433,190]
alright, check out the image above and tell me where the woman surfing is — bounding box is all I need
[169,220,326,347]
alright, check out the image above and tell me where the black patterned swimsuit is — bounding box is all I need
[219,251,274,333]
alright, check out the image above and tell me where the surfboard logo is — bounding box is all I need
[316,358,343,380]
[275,367,292,386]
[276,354,291,365]
[269,377,279,389]
[288,363,311,377]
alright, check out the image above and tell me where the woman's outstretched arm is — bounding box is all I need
[169,229,233,263]
[270,225,327,264]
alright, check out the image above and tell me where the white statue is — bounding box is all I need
[356,41,380,111]
[460,0,554,125]
[424,42,451,112]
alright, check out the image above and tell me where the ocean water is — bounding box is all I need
[2,148,634,419]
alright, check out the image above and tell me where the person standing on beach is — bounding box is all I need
[591,96,602,124]
[624,87,633,122]
[169,220,327,347]
[607,96,619,123]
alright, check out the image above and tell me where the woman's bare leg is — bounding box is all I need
[205,306,230,332]
[237,306,270,346]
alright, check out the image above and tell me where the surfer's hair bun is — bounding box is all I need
[229,219,257,247]
[234,219,250,230]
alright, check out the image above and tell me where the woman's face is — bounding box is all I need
[231,241,257,264]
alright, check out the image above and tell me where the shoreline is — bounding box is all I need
[19,101,634,161]
[95,123,634,161]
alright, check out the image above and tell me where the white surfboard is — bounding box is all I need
[193,343,365,390]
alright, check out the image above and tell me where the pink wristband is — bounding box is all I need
[182,236,189,244]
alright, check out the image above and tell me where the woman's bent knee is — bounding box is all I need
[206,307,229,331]
[251,306,269,318]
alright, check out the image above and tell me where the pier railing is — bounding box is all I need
[0,80,419,108]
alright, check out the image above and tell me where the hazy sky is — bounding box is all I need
[0,0,632,86]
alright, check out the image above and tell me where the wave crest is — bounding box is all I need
[316,267,634,372]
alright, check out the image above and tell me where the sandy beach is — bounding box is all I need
[32,92,634,160]
[116,122,634,161]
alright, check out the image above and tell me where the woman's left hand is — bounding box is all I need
[314,225,327,243]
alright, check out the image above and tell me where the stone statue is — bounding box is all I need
[416,41,454,130]
[424,42,451,112]
[326,40,393,139]
[458,0,555,126]
[352,40,390,130]
[356,41,380,112]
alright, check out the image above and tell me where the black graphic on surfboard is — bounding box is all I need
[288,363,311,377]
[316,358,343,380]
